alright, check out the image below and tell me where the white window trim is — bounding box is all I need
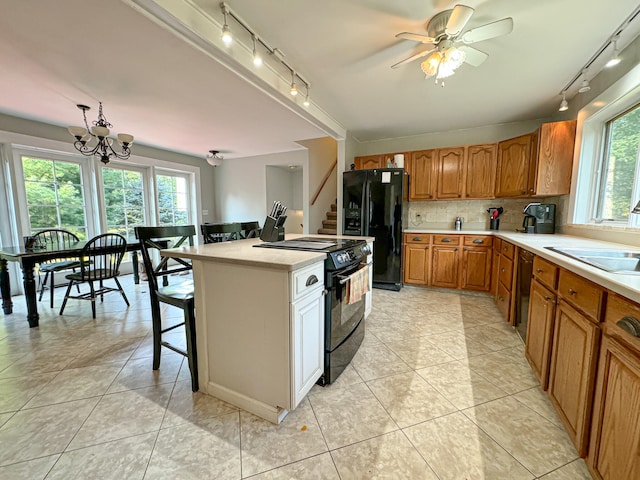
[155,169,193,226]
[570,61,640,230]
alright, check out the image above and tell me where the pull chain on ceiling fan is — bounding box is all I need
[392,4,513,85]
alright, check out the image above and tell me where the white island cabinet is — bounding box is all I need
[162,238,326,424]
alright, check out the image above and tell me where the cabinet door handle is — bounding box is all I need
[306,275,319,286]
[500,268,506,272]
[544,295,552,301]
[617,316,640,337]
[472,239,484,244]
[454,247,458,251]
[441,237,452,243]
[568,288,577,295]
[413,237,422,241]
[536,268,543,273]
[463,247,468,251]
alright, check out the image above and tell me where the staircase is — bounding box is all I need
[317,202,337,235]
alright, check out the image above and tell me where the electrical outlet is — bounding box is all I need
[202,210,209,216]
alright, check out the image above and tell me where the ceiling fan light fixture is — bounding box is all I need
[420,52,441,78]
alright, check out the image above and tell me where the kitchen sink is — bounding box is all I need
[545,247,640,275]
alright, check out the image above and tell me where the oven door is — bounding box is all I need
[327,262,367,351]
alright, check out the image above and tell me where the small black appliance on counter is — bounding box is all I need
[522,203,556,234]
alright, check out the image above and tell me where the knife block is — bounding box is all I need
[260,215,286,242]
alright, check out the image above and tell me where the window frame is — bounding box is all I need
[569,61,640,230]
[155,169,192,226]
[11,146,97,239]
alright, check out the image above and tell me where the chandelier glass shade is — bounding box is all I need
[421,46,466,80]
[67,103,133,164]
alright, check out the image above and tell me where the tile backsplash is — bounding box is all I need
[404,196,568,232]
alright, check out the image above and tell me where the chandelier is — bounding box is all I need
[420,43,466,85]
[67,103,134,164]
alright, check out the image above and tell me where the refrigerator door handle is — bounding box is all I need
[363,174,370,234]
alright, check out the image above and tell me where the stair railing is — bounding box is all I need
[311,159,337,206]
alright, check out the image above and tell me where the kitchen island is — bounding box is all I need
[163,237,326,423]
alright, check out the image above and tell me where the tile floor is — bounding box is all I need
[0,275,594,479]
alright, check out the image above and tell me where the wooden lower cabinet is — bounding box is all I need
[496,280,511,321]
[461,245,492,291]
[431,245,459,288]
[548,299,601,456]
[404,243,429,285]
[588,335,640,479]
[525,279,556,389]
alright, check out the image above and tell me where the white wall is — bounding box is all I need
[213,150,307,224]
[298,137,337,234]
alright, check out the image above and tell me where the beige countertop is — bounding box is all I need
[161,234,374,272]
[405,229,640,303]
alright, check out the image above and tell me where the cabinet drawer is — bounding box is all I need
[500,241,515,260]
[604,293,640,353]
[433,234,461,245]
[464,235,493,247]
[404,233,430,244]
[533,256,558,290]
[498,255,513,288]
[557,269,604,322]
[291,262,325,302]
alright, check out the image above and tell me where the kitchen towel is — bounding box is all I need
[346,266,370,305]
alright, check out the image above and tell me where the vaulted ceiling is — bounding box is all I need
[1,0,639,160]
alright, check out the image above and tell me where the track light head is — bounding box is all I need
[558,92,568,112]
[606,37,621,67]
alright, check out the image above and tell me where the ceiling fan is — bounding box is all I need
[392,4,513,84]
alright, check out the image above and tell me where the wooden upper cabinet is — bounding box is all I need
[495,133,534,197]
[408,149,436,201]
[531,120,577,196]
[354,155,384,170]
[436,147,465,199]
[465,143,497,199]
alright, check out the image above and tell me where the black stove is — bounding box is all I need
[254,236,370,270]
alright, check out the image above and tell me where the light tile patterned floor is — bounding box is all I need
[0,276,593,479]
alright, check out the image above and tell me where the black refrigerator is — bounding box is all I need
[343,168,404,291]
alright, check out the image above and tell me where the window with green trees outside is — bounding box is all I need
[157,174,189,226]
[22,156,87,239]
[596,102,640,223]
[102,166,146,239]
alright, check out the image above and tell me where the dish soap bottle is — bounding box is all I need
[454,216,462,231]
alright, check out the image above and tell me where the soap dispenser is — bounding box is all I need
[454,217,463,231]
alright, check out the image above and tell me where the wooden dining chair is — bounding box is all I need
[201,222,242,244]
[134,225,198,391]
[58,233,129,318]
[33,229,81,308]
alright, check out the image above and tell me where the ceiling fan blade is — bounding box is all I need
[391,47,436,69]
[461,17,513,44]
[445,5,475,36]
[458,46,488,67]
[395,32,436,44]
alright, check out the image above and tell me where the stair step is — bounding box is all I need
[317,228,337,235]
[322,219,337,228]
[331,203,337,212]
[327,211,337,220]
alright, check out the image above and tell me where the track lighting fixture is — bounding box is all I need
[218,2,310,105]
[558,92,568,112]
[221,5,232,45]
[252,35,262,67]
[605,36,621,67]
[553,4,640,113]
[578,69,591,93]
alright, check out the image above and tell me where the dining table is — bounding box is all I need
[0,238,168,328]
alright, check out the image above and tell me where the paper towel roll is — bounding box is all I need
[393,154,404,168]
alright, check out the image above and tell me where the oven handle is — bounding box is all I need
[337,263,368,285]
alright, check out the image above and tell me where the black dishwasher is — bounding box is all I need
[515,249,534,341]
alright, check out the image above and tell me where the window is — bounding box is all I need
[22,156,88,239]
[595,103,640,223]
[156,173,190,225]
[102,166,146,238]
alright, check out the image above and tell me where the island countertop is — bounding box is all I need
[161,234,374,271]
